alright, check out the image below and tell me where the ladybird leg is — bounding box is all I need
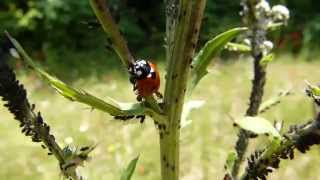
[155,91,163,99]
[129,76,136,84]
[133,83,138,91]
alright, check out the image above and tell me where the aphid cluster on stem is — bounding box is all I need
[114,114,146,123]
[0,52,56,155]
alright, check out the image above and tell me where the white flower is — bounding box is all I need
[272,5,290,21]
[256,0,271,12]
[262,40,274,54]
[243,38,251,46]
[263,40,274,51]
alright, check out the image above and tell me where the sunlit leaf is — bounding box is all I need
[188,27,248,95]
[267,22,284,31]
[260,53,274,67]
[234,116,280,137]
[225,42,251,52]
[6,32,144,116]
[305,80,320,96]
[121,155,140,180]
[181,100,205,128]
[259,89,291,114]
[225,151,237,173]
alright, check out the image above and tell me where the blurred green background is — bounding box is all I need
[1,0,320,180]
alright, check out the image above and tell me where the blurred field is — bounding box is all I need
[1,55,320,180]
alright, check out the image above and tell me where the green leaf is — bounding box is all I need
[267,22,284,31]
[188,27,248,95]
[260,53,274,67]
[181,100,205,128]
[6,32,144,116]
[225,42,251,52]
[305,80,320,96]
[225,152,237,173]
[234,116,280,137]
[121,155,140,180]
[259,89,291,114]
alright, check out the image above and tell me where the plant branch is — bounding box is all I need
[6,32,156,118]
[161,0,206,179]
[241,113,320,180]
[0,56,86,180]
[89,0,134,66]
[231,0,270,177]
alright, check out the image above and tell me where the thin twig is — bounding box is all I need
[0,58,82,179]
[89,0,134,66]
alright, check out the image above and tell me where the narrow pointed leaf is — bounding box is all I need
[188,27,248,94]
[305,80,320,96]
[181,100,205,128]
[259,90,291,114]
[225,42,251,52]
[121,155,140,180]
[260,53,274,67]
[225,151,237,173]
[234,116,280,137]
[6,32,144,116]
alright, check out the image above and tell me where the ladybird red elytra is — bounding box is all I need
[128,59,161,101]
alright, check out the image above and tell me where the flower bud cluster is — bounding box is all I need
[241,0,289,56]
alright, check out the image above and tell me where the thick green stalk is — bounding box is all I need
[161,0,206,179]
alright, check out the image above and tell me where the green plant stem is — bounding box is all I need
[161,1,206,180]
[231,0,268,177]
[232,37,266,180]
[89,0,134,66]
[0,60,80,179]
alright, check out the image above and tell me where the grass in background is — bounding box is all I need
[1,54,320,180]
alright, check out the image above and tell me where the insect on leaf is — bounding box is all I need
[6,32,145,116]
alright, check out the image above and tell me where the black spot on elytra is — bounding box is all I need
[151,72,156,79]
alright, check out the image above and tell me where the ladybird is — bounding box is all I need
[128,59,161,101]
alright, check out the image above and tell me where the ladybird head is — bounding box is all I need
[128,59,151,80]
